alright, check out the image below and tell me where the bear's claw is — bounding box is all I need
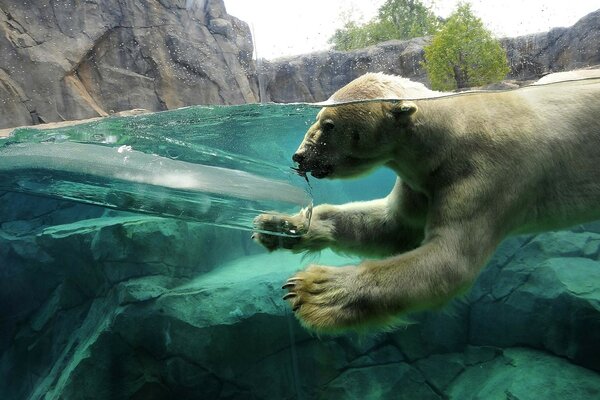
[282,292,296,300]
[282,277,303,289]
[281,264,366,331]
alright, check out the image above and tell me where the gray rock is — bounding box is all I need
[503,10,600,80]
[469,231,600,371]
[42,251,359,399]
[208,18,233,37]
[322,363,441,400]
[0,0,258,129]
[447,347,600,400]
[416,352,466,393]
[259,37,431,103]
[389,299,470,361]
[1,4,599,129]
[0,192,260,399]
[260,10,600,102]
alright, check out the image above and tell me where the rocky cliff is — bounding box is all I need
[260,9,600,102]
[1,3,599,128]
[0,0,258,129]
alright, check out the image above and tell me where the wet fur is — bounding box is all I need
[254,71,600,332]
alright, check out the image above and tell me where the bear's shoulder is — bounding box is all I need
[331,73,443,102]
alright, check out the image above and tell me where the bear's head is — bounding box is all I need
[293,100,418,179]
[292,73,431,180]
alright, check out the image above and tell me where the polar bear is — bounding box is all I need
[254,71,600,332]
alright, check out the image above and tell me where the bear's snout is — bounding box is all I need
[292,154,333,179]
[292,149,315,173]
[292,152,305,165]
[293,138,334,178]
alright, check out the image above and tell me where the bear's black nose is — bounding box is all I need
[292,152,305,164]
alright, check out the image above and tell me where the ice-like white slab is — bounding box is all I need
[0,142,312,236]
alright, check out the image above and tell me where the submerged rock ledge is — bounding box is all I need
[1,187,600,398]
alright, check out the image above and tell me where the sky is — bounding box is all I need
[223,0,600,60]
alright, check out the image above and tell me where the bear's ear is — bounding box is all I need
[384,101,418,120]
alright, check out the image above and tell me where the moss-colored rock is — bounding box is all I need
[321,363,440,400]
[448,347,600,400]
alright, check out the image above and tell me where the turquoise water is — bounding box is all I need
[0,104,396,235]
[1,104,599,399]
[0,105,317,236]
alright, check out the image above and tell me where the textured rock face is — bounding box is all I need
[257,38,430,103]
[1,3,598,128]
[0,0,258,129]
[0,192,260,400]
[260,9,600,102]
[468,232,600,370]
[503,10,600,80]
[2,190,600,399]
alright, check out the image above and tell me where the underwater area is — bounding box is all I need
[1,100,600,399]
[1,0,600,398]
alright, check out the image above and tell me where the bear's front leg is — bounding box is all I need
[282,264,379,331]
[252,208,333,252]
[283,228,499,332]
[284,263,412,332]
[254,195,425,256]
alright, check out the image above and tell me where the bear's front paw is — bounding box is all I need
[252,213,307,252]
[282,264,377,332]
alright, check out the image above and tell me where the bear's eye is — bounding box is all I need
[321,119,335,132]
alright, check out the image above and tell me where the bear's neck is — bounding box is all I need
[387,101,464,194]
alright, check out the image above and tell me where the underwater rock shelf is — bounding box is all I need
[1,189,600,399]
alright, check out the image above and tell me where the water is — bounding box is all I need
[1,101,599,399]
[0,105,317,236]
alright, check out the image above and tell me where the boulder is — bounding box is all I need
[2,3,599,129]
[447,347,600,400]
[0,0,258,129]
[0,192,258,399]
[259,37,431,103]
[503,9,600,80]
[469,231,600,371]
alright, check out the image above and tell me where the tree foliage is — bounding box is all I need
[423,3,509,90]
[328,0,440,51]
[378,0,441,39]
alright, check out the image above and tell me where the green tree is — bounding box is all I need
[378,0,440,39]
[423,3,509,90]
[328,0,440,51]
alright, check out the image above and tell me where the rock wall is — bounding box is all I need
[0,0,258,129]
[1,190,599,399]
[260,9,600,102]
[1,3,599,128]
[257,37,430,103]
